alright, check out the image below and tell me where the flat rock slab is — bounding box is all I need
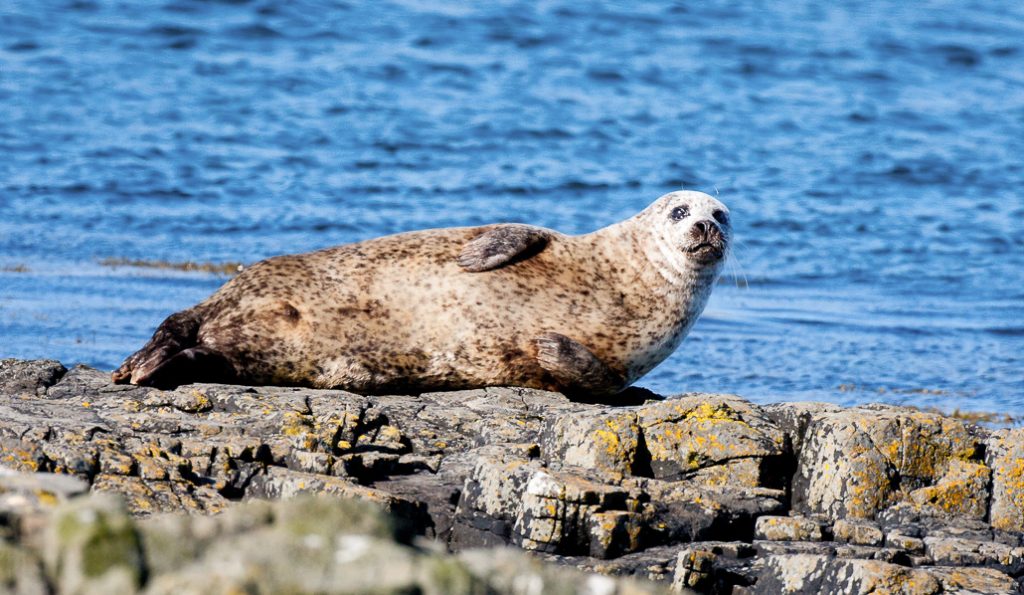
[1,359,1022,594]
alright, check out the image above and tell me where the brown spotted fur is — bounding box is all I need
[113,191,730,395]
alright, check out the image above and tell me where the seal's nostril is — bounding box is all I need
[694,220,717,238]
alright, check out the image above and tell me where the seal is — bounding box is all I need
[112,190,731,396]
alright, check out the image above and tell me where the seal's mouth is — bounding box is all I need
[684,219,727,264]
[688,242,724,263]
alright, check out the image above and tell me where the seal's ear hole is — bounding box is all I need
[670,206,689,221]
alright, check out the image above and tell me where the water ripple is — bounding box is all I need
[0,0,1022,413]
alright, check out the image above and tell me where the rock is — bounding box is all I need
[752,540,836,557]
[761,402,843,460]
[450,449,544,549]
[42,494,145,595]
[3,488,663,595]
[791,404,987,521]
[458,547,663,595]
[753,515,824,542]
[926,567,1021,594]
[833,519,884,546]
[643,482,786,544]
[909,458,991,520]
[537,541,756,585]
[541,408,641,482]
[924,536,1024,573]
[637,395,787,488]
[511,469,640,557]
[0,540,48,595]
[987,428,1024,533]
[885,531,925,554]
[747,555,942,594]
[0,359,66,397]
[835,543,881,559]
[671,548,717,593]
[3,359,1024,594]
[1,468,89,508]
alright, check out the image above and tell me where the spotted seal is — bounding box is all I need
[112,190,731,396]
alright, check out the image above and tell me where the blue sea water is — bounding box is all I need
[1,1,1022,413]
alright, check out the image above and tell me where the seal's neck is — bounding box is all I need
[599,220,722,304]
[584,220,723,383]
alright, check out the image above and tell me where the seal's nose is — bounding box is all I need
[693,219,721,240]
[690,219,724,248]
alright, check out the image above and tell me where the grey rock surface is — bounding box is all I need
[752,515,824,542]
[1,359,1023,594]
[1,484,661,594]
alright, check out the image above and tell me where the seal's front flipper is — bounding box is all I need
[457,224,550,272]
[534,332,625,396]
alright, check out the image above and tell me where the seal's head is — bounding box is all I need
[637,190,731,282]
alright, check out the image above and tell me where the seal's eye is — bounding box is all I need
[670,206,689,221]
[713,210,729,226]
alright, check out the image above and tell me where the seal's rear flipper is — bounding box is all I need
[112,309,229,387]
[131,347,236,389]
[534,332,625,397]
[457,224,550,272]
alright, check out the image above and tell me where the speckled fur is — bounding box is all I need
[113,191,731,395]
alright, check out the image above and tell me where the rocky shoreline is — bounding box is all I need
[1,358,1021,594]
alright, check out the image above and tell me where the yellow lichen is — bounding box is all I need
[35,491,58,506]
[683,403,739,423]
[189,389,212,411]
[377,425,402,443]
[593,428,622,456]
